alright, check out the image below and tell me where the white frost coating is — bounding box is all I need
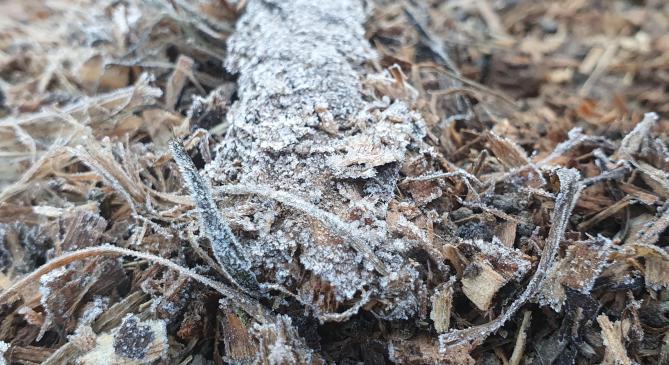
[619,112,659,158]
[0,341,8,365]
[38,267,69,341]
[225,0,373,124]
[204,0,425,315]
[170,139,260,295]
[469,238,532,280]
[537,237,612,311]
[79,296,110,325]
[217,184,387,273]
[253,315,320,364]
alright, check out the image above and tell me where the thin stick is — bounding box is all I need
[509,311,532,365]
[217,183,389,275]
[420,64,520,109]
[403,171,483,185]
[0,245,267,323]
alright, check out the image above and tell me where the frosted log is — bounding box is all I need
[205,0,425,317]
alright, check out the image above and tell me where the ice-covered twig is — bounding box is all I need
[169,138,260,295]
[516,186,556,199]
[439,167,583,350]
[538,127,616,167]
[403,170,483,186]
[483,163,547,190]
[0,245,268,323]
[582,165,631,187]
[263,283,372,323]
[217,183,388,275]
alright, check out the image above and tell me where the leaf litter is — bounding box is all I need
[0,0,669,364]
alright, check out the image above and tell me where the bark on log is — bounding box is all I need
[204,0,425,318]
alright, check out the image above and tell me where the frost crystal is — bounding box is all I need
[0,341,8,365]
[79,296,110,325]
[113,314,155,360]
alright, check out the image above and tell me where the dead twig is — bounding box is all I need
[216,183,389,275]
[0,245,267,323]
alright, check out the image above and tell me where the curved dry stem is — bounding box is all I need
[403,170,482,186]
[0,245,268,323]
[217,183,388,275]
[263,283,372,324]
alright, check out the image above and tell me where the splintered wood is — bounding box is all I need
[597,315,633,365]
[461,261,506,311]
[430,281,454,333]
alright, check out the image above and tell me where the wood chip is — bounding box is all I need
[462,261,507,311]
[79,315,168,365]
[597,314,633,365]
[430,280,454,333]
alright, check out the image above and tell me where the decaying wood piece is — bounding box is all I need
[220,309,258,364]
[456,238,531,311]
[537,238,611,311]
[78,314,168,365]
[440,167,583,349]
[597,314,633,365]
[202,0,425,316]
[645,255,669,289]
[389,337,475,365]
[461,260,506,311]
[42,292,149,365]
[430,279,454,333]
[253,315,325,365]
[165,55,195,112]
